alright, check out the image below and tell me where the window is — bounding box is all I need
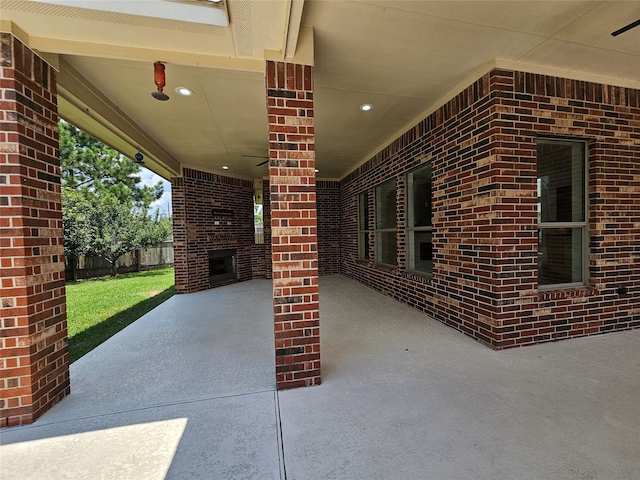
[254,182,264,244]
[406,164,432,274]
[375,180,397,266]
[537,139,587,288]
[358,192,369,260]
[254,200,264,244]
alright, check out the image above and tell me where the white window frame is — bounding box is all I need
[358,191,369,260]
[537,138,588,290]
[375,179,397,267]
[406,163,433,275]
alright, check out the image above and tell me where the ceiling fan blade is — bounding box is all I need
[256,160,269,166]
[612,19,640,36]
[241,154,269,159]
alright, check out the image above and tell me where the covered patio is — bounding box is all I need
[1,0,639,441]
[2,275,638,479]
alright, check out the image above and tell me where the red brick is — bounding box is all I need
[267,60,321,390]
[0,34,69,428]
[341,68,640,350]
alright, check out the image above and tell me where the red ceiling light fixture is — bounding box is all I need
[151,61,170,101]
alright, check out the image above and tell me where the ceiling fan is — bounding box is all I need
[611,19,640,36]
[241,154,269,167]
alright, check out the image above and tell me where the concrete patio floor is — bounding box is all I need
[1,275,639,479]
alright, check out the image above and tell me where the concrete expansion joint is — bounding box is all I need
[274,391,288,480]
[7,389,278,432]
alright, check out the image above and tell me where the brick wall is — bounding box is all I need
[0,33,69,427]
[341,68,639,349]
[172,168,255,294]
[317,180,340,275]
[252,178,338,278]
[267,60,321,388]
[172,170,338,290]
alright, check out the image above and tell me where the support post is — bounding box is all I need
[266,60,321,388]
[0,33,69,427]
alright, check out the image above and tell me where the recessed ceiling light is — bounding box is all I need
[360,104,373,112]
[175,87,193,96]
[222,165,229,170]
[315,169,319,173]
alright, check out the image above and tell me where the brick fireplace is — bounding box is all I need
[172,169,255,294]
[209,248,237,285]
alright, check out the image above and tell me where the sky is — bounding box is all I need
[139,167,172,215]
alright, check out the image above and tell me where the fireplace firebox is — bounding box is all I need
[208,249,237,284]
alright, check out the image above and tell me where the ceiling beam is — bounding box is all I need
[30,37,264,72]
[58,57,181,178]
[284,0,305,60]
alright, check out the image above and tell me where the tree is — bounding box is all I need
[254,203,263,227]
[80,195,172,277]
[59,121,162,207]
[60,121,172,276]
[63,188,91,280]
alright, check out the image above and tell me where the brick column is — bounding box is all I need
[0,33,69,427]
[170,176,188,293]
[266,60,320,389]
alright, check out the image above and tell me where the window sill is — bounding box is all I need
[537,286,597,301]
[402,270,432,283]
[374,262,398,271]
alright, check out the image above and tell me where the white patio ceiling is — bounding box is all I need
[1,0,639,180]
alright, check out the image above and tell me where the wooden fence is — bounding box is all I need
[65,241,174,280]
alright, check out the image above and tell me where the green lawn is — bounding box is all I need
[66,268,175,363]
